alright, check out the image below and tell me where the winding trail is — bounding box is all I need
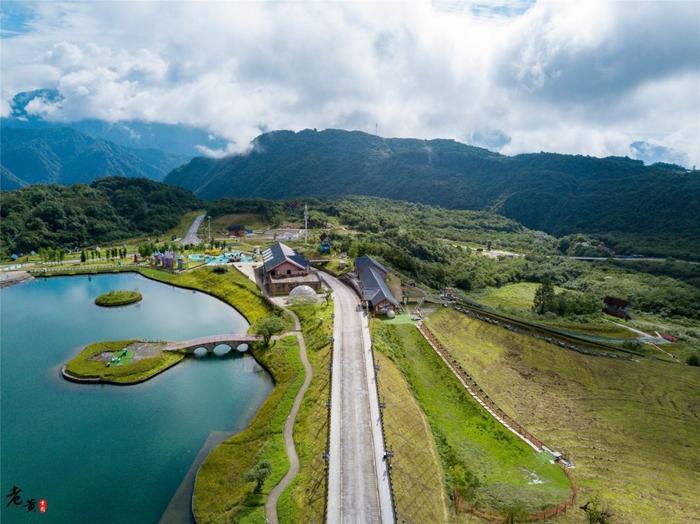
[264,311,313,524]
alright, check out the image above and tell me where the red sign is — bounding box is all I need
[39,499,47,513]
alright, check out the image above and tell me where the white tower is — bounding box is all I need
[304,204,309,243]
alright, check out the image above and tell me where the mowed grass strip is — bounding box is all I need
[372,322,571,515]
[193,336,305,523]
[373,343,449,523]
[425,309,700,522]
[277,302,334,523]
[65,340,184,383]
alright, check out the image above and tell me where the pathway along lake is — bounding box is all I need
[0,273,273,523]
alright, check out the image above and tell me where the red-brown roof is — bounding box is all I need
[604,296,629,307]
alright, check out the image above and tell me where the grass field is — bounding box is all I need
[277,302,334,523]
[469,282,638,341]
[371,321,572,516]
[64,340,184,383]
[207,213,269,237]
[193,335,304,523]
[373,344,450,522]
[425,309,700,523]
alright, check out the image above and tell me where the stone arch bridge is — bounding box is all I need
[164,334,261,354]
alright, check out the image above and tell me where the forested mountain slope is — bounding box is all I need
[0,178,199,255]
[166,129,700,257]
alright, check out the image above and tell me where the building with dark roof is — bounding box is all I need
[603,296,630,319]
[262,242,322,296]
[355,255,400,315]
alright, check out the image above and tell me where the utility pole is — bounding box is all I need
[207,216,211,245]
[304,204,309,243]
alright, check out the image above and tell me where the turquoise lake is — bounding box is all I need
[0,273,274,523]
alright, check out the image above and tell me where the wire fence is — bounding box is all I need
[417,322,579,522]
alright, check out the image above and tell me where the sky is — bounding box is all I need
[1,0,699,166]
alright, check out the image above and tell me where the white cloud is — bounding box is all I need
[1,0,698,165]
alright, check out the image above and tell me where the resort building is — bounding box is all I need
[262,242,322,296]
[355,255,400,315]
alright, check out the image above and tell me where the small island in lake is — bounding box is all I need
[63,340,185,384]
[95,290,142,307]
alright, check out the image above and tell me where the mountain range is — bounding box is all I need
[0,125,189,188]
[0,88,229,189]
[165,129,699,255]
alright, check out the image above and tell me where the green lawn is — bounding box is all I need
[64,340,184,383]
[193,336,304,523]
[277,302,334,523]
[372,321,571,515]
[425,309,700,522]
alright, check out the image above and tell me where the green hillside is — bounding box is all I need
[0,177,200,256]
[165,129,700,258]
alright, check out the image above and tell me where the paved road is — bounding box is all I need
[182,214,205,245]
[324,273,394,524]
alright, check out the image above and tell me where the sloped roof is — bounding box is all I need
[359,265,399,307]
[355,254,388,277]
[604,296,629,307]
[263,242,308,273]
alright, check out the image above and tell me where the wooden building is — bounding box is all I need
[355,255,400,315]
[262,242,322,296]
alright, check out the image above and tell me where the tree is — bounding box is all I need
[245,460,271,493]
[253,315,286,346]
[533,281,556,314]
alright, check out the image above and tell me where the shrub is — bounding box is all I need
[686,353,700,366]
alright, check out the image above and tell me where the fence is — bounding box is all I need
[417,322,545,450]
[369,341,399,522]
[417,322,578,522]
[451,302,643,359]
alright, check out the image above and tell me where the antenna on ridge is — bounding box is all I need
[375,122,378,136]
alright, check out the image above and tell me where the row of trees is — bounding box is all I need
[79,247,129,262]
[38,247,66,263]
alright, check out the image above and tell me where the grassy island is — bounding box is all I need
[64,340,185,384]
[95,290,142,307]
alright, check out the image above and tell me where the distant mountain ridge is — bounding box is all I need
[6,88,229,157]
[0,125,189,187]
[165,128,700,254]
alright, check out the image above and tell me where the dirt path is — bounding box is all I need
[264,311,313,524]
